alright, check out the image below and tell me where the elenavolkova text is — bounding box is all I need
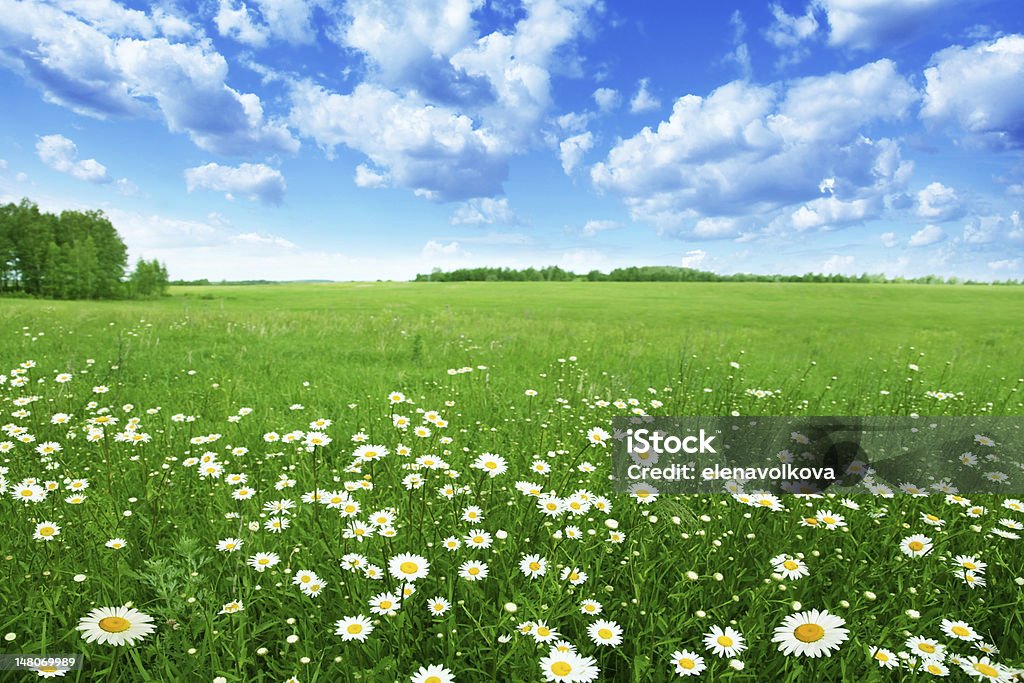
[625,463,838,482]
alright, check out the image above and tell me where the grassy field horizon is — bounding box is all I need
[2,282,1022,681]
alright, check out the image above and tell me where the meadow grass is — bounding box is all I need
[0,282,1022,682]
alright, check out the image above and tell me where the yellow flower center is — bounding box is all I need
[529,562,541,571]
[794,624,824,643]
[551,662,572,676]
[98,616,131,633]
[469,567,480,575]
[347,623,362,634]
[473,536,484,544]
[908,541,924,551]
[804,517,817,525]
[569,572,579,581]
[426,677,441,683]
[400,561,418,574]
[717,635,733,647]
[919,643,936,654]
[974,663,999,678]
[380,601,392,609]
[598,628,613,639]
[952,626,970,637]
[927,664,942,675]
[963,561,977,570]
[679,658,695,670]
[823,517,835,525]
[258,559,269,565]
[783,560,798,571]
[485,462,496,469]
[39,527,55,536]
[875,652,889,661]
[537,627,550,636]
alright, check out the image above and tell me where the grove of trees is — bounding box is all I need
[416,265,1021,285]
[0,199,169,299]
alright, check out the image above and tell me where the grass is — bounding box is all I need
[0,282,1022,682]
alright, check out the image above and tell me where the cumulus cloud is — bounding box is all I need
[290,81,506,201]
[593,87,620,112]
[184,163,287,205]
[817,0,964,50]
[921,35,1024,149]
[988,258,1020,271]
[450,197,518,225]
[214,0,320,47]
[822,254,855,273]
[0,2,298,156]
[880,231,898,247]
[559,131,594,175]
[353,164,390,189]
[581,219,619,236]
[592,59,917,233]
[629,78,660,113]
[422,239,467,259]
[916,181,962,221]
[763,3,818,67]
[680,249,707,268]
[908,224,946,247]
[35,134,109,183]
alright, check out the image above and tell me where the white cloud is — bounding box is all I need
[0,3,297,156]
[791,196,877,230]
[214,0,270,47]
[593,87,620,112]
[724,11,751,79]
[592,60,916,231]
[693,217,739,238]
[559,131,594,175]
[184,163,286,205]
[880,231,898,247]
[817,0,963,50]
[0,159,7,169]
[916,181,962,221]
[822,254,855,274]
[921,35,1024,150]
[233,232,296,249]
[629,78,660,113]
[422,239,467,259]
[215,0,320,46]
[765,3,818,48]
[581,219,619,236]
[450,197,518,225]
[988,258,1020,271]
[908,224,946,247]
[680,249,706,268]
[35,134,109,183]
[353,164,390,189]
[290,81,505,200]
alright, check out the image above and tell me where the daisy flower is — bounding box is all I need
[561,567,587,585]
[579,600,603,616]
[77,606,156,646]
[410,665,454,683]
[369,592,401,616]
[870,647,898,669]
[33,521,60,541]
[538,650,600,682]
[941,619,982,641]
[520,554,547,579]
[670,650,706,677]
[772,609,848,657]
[216,538,243,552]
[532,621,560,643]
[587,619,623,647]
[900,534,933,558]
[247,552,280,572]
[704,625,746,658]
[459,560,488,581]
[219,600,243,615]
[959,656,1011,681]
[905,636,945,661]
[335,615,374,642]
[427,597,451,616]
[389,553,430,582]
[771,555,809,580]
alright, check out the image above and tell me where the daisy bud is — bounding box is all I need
[605,519,619,530]
[504,603,517,613]
[729,660,745,670]
[864,591,877,601]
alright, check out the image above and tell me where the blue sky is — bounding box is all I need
[1,0,1023,281]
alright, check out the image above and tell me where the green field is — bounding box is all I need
[1,283,1022,681]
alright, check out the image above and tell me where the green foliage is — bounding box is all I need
[417,264,1023,285]
[0,198,169,299]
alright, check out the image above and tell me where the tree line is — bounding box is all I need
[0,199,169,299]
[416,265,1021,285]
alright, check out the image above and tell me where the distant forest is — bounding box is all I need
[416,265,1022,285]
[1,199,169,299]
